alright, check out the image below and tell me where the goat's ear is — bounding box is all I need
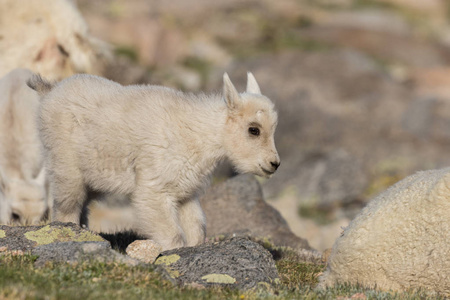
[223,73,240,110]
[34,167,46,187]
[246,72,261,94]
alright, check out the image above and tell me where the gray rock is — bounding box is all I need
[200,174,312,251]
[0,221,105,252]
[268,149,367,217]
[0,222,140,267]
[32,241,141,267]
[401,97,437,139]
[155,237,280,290]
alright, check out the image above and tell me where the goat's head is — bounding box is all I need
[0,168,48,225]
[223,72,280,178]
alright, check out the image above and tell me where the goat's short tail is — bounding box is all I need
[27,74,55,97]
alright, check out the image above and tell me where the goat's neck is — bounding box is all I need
[180,95,228,176]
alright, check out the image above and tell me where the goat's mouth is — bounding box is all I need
[261,167,275,176]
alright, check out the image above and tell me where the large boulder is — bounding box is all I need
[200,174,312,251]
[155,237,280,290]
[318,168,450,296]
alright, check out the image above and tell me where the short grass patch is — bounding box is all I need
[0,250,445,299]
[276,258,324,289]
[0,253,240,300]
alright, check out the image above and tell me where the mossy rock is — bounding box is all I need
[156,237,280,290]
[0,222,105,252]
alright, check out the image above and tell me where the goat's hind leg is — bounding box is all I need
[47,154,86,225]
[51,175,86,224]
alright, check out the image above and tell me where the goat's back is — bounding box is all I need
[0,68,42,179]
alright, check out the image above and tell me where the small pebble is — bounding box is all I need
[126,240,163,264]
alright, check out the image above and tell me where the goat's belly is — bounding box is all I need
[81,154,136,194]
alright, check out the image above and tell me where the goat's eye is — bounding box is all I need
[248,127,260,136]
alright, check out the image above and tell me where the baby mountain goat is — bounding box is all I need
[28,72,280,250]
[0,69,48,225]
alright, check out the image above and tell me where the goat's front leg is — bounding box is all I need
[131,185,186,251]
[178,197,206,247]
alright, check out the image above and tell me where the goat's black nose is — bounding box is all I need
[271,161,280,170]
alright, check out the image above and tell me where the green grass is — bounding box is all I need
[276,255,324,289]
[182,56,212,89]
[0,250,445,299]
[114,46,139,62]
[220,27,332,59]
[213,5,332,59]
[0,253,240,300]
[304,0,397,11]
[298,203,336,225]
[350,0,398,10]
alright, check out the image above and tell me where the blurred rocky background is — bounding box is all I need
[3,0,450,251]
[78,0,450,251]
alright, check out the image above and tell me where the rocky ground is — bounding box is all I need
[0,220,445,298]
[75,0,450,251]
[0,221,308,291]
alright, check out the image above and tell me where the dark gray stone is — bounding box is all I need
[200,174,312,250]
[32,241,109,265]
[155,237,279,290]
[32,241,140,267]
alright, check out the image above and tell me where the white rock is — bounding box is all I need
[126,240,163,264]
[318,168,450,295]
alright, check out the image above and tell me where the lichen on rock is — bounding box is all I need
[0,222,105,252]
[24,224,104,246]
[154,254,181,266]
[201,274,236,284]
[155,237,279,290]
